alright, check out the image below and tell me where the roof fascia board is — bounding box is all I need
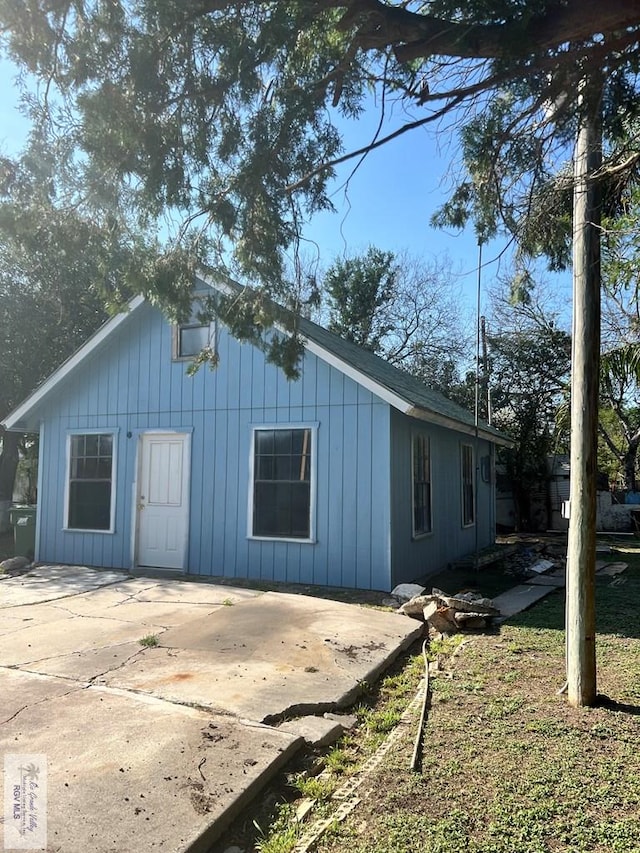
[406,406,514,447]
[2,295,146,431]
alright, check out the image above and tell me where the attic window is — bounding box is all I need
[173,300,215,360]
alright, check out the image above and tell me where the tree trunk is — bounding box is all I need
[0,430,19,502]
[0,430,20,533]
[566,84,601,708]
[623,440,639,492]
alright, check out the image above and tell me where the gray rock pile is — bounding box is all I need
[399,588,500,633]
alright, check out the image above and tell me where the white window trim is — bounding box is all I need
[461,442,475,529]
[63,428,119,533]
[411,432,433,539]
[171,297,217,361]
[247,422,318,544]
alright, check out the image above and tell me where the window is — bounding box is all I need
[412,434,432,536]
[251,427,314,540]
[173,299,215,359]
[461,443,475,527]
[66,433,115,531]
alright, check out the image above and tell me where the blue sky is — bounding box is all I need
[0,54,571,329]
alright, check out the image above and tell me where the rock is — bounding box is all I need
[278,716,344,748]
[403,589,498,631]
[453,613,488,629]
[0,556,31,574]
[422,601,439,620]
[434,591,499,616]
[528,559,555,574]
[424,604,458,634]
[399,594,438,617]
[323,712,358,729]
[390,583,426,602]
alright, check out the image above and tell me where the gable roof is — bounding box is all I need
[203,273,511,447]
[2,274,511,446]
[2,295,146,432]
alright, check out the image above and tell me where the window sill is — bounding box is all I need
[63,527,115,535]
[411,530,433,541]
[248,535,316,545]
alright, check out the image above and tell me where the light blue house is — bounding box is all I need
[2,274,510,591]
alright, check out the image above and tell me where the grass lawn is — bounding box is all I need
[217,544,640,853]
[313,548,640,853]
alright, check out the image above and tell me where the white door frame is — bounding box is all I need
[132,430,191,572]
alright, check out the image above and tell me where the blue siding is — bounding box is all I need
[34,301,392,590]
[389,409,497,586]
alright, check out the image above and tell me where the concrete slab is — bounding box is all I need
[0,566,422,852]
[24,640,144,681]
[55,596,222,628]
[525,574,566,588]
[0,670,302,853]
[0,604,80,640]
[278,715,345,747]
[0,564,128,607]
[493,584,559,619]
[123,578,263,605]
[2,666,83,722]
[104,592,422,722]
[596,561,628,576]
[0,613,151,667]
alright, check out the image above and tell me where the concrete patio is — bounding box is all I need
[0,566,422,852]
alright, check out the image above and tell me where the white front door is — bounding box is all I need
[136,432,190,570]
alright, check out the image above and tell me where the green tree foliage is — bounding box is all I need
[322,248,469,392]
[488,294,571,530]
[598,346,640,491]
[325,248,398,351]
[0,1,637,302]
[0,156,150,510]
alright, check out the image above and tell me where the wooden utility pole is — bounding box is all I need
[566,84,602,707]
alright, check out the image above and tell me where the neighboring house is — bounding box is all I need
[2,274,510,591]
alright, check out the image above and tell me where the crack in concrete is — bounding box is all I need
[4,638,151,671]
[46,606,175,629]
[0,576,132,609]
[0,678,85,725]
[86,647,146,683]
[89,684,244,719]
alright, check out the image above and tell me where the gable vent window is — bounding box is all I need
[412,434,432,537]
[173,301,215,360]
[66,433,115,531]
[251,427,315,540]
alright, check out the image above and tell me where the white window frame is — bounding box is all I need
[412,433,432,538]
[63,428,119,533]
[171,297,216,361]
[461,442,475,528]
[247,423,318,544]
